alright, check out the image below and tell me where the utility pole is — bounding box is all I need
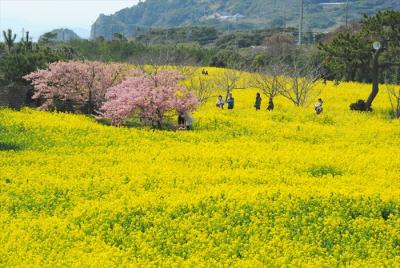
[298,0,304,45]
[345,0,349,28]
[283,8,287,28]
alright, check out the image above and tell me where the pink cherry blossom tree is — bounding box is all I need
[100,69,200,128]
[24,61,135,114]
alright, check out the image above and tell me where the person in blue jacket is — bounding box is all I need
[226,93,235,110]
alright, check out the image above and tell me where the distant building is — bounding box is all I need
[207,12,245,21]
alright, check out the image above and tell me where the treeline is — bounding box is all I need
[0,26,324,86]
[66,39,319,71]
[91,0,400,39]
[67,27,322,70]
[132,26,323,49]
[124,26,326,50]
[0,32,75,86]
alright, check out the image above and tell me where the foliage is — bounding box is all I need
[263,32,296,59]
[38,32,58,45]
[2,29,16,52]
[0,72,399,266]
[68,39,215,66]
[90,0,400,39]
[136,26,218,46]
[23,61,132,114]
[20,31,33,51]
[100,69,200,127]
[308,165,343,177]
[0,46,75,84]
[39,28,81,44]
[213,28,297,50]
[320,10,400,110]
[0,29,79,86]
[65,35,324,73]
[89,25,302,52]
[386,83,400,118]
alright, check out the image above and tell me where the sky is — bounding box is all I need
[0,0,139,40]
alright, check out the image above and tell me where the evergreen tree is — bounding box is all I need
[320,11,400,111]
[2,29,17,52]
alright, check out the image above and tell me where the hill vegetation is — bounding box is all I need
[91,0,400,40]
[39,28,81,43]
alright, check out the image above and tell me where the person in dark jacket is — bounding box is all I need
[254,93,262,110]
[178,112,185,129]
[226,93,235,110]
[267,97,274,111]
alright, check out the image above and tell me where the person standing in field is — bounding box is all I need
[216,95,225,109]
[267,97,274,111]
[178,112,186,129]
[314,98,323,115]
[184,111,193,130]
[254,92,262,110]
[226,93,235,110]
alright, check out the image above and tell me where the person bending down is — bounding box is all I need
[314,98,323,115]
[216,95,224,109]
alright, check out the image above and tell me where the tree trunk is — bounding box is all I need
[365,49,382,110]
[397,97,400,118]
[225,88,230,102]
[88,90,93,115]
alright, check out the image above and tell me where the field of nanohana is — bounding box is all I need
[0,69,400,267]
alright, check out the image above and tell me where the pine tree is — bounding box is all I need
[320,11,400,111]
[2,29,17,52]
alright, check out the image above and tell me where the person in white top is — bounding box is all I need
[216,95,225,109]
[314,98,323,115]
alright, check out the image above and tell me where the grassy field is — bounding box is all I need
[0,74,399,266]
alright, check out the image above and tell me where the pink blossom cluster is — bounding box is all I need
[23,61,134,113]
[24,62,200,127]
[100,70,200,126]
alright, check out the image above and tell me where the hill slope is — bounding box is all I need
[39,28,81,42]
[91,0,400,39]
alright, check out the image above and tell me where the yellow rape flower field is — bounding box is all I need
[0,69,399,267]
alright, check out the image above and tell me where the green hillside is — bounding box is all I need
[91,0,400,39]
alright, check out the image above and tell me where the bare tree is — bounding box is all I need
[279,62,322,107]
[213,69,241,101]
[386,83,400,118]
[182,69,215,103]
[128,45,198,69]
[177,65,196,78]
[251,63,287,110]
